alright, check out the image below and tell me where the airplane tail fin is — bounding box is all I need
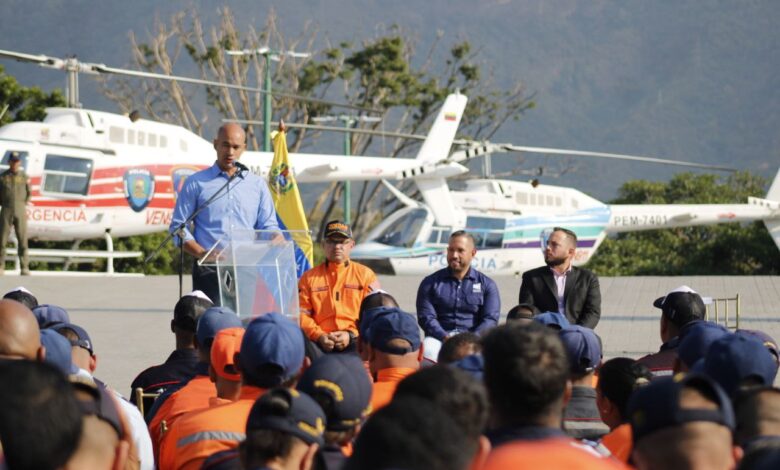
[413,93,468,227]
[764,169,780,252]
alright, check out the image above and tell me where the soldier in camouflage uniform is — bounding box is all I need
[0,152,31,275]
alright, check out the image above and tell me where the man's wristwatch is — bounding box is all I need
[348,331,357,345]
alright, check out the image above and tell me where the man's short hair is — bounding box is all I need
[449,230,476,247]
[437,332,481,364]
[0,361,83,470]
[734,386,780,447]
[596,357,652,421]
[395,366,489,444]
[358,290,399,335]
[506,303,539,322]
[482,323,570,425]
[345,396,473,470]
[552,227,577,246]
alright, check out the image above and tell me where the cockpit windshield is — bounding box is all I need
[374,208,428,248]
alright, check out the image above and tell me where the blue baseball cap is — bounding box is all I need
[533,311,570,330]
[677,321,731,369]
[736,329,780,365]
[359,306,398,338]
[196,306,242,347]
[558,325,601,375]
[32,304,70,328]
[699,334,778,397]
[627,373,735,443]
[247,387,326,446]
[50,322,93,354]
[365,309,421,354]
[297,353,372,431]
[451,354,485,380]
[40,329,78,375]
[239,313,305,387]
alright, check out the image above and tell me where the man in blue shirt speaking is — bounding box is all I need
[170,123,279,304]
[416,230,500,361]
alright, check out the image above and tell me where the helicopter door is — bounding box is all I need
[40,154,93,197]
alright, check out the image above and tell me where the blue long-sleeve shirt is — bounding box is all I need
[416,267,500,341]
[169,163,279,252]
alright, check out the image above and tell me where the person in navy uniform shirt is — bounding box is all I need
[416,231,500,361]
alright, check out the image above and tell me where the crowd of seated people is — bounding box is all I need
[1,279,779,470]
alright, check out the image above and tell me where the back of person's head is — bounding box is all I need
[653,286,706,338]
[173,290,214,333]
[738,438,780,470]
[345,396,473,470]
[482,322,570,427]
[596,357,652,423]
[365,308,421,356]
[31,303,70,329]
[437,332,481,364]
[734,386,780,447]
[359,290,399,321]
[239,313,305,388]
[700,333,778,398]
[195,306,242,354]
[506,303,538,325]
[558,325,602,381]
[240,387,325,470]
[297,354,372,439]
[0,299,44,361]
[676,321,731,371]
[3,286,39,310]
[0,360,83,470]
[395,365,489,444]
[628,374,739,470]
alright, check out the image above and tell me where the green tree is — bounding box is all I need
[0,65,66,124]
[586,172,780,275]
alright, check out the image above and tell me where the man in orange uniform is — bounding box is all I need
[148,306,242,459]
[299,220,380,353]
[159,312,306,470]
[364,307,423,412]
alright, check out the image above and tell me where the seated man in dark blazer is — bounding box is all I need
[518,227,601,328]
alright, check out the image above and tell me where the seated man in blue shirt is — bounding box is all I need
[170,123,280,304]
[416,231,500,361]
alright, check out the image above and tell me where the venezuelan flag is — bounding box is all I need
[269,130,313,278]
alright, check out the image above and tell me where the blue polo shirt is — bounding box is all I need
[416,267,500,341]
[170,163,279,251]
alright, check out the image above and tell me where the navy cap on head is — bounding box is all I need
[32,304,70,328]
[8,152,21,162]
[240,313,305,387]
[323,220,352,239]
[40,329,78,375]
[533,311,570,330]
[701,334,778,397]
[737,329,780,364]
[51,322,93,354]
[358,306,398,338]
[653,286,706,327]
[297,354,372,431]
[627,373,735,443]
[558,325,601,375]
[365,309,421,355]
[451,354,484,380]
[247,387,326,446]
[677,321,731,369]
[196,306,242,346]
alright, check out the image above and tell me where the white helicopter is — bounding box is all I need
[0,49,777,276]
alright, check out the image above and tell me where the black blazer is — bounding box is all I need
[518,266,601,328]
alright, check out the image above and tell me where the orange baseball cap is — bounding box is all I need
[211,327,245,381]
[483,439,628,470]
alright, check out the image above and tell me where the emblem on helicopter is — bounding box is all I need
[171,166,199,202]
[123,168,155,212]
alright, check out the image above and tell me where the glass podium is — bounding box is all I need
[199,230,303,324]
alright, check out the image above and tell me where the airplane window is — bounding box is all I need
[517,192,527,204]
[127,129,136,145]
[376,208,427,248]
[137,132,146,146]
[160,135,168,148]
[109,127,124,143]
[148,134,157,147]
[466,216,506,231]
[42,155,92,196]
[1,150,29,170]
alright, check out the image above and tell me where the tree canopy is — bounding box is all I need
[585,172,780,275]
[0,65,66,124]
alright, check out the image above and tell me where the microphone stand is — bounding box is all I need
[145,165,247,298]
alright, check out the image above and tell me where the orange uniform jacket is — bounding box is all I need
[299,261,378,341]
[149,375,215,461]
[158,386,265,470]
[600,423,632,464]
[369,367,417,413]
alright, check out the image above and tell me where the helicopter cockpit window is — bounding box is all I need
[0,151,29,171]
[376,208,428,248]
[465,216,506,249]
[42,155,92,196]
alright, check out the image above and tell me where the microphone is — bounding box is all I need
[233,161,249,173]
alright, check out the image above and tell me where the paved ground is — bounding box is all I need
[2,274,778,397]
